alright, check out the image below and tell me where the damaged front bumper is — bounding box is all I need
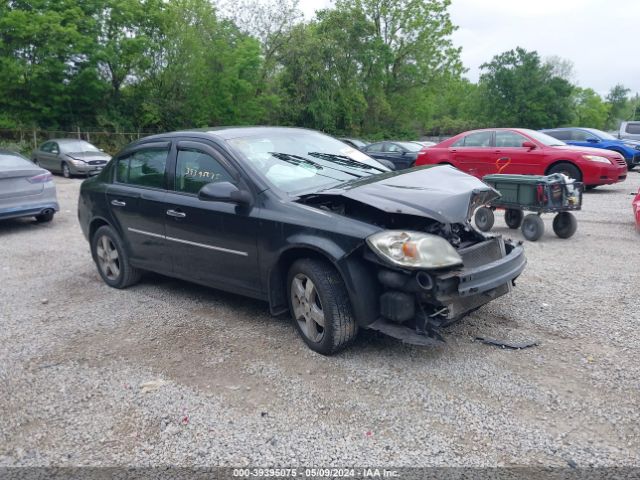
[368,236,526,345]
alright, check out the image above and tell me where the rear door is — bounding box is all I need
[451,131,494,177]
[164,140,261,296]
[106,142,171,271]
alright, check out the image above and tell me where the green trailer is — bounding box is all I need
[474,173,583,241]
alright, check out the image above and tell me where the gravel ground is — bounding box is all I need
[1,172,639,468]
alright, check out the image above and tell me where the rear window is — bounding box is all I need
[0,152,33,169]
[625,123,640,135]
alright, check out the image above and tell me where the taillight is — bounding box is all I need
[27,172,53,184]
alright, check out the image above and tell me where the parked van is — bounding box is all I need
[619,121,640,141]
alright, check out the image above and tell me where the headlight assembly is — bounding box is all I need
[581,155,611,164]
[70,158,86,166]
[366,230,463,270]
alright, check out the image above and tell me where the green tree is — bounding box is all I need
[477,47,574,129]
[605,84,631,128]
[571,88,609,129]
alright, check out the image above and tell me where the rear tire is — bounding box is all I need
[547,162,581,181]
[474,207,495,232]
[91,225,142,288]
[552,212,577,239]
[35,211,54,223]
[504,208,524,229]
[62,162,71,178]
[522,214,544,241]
[287,258,357,355]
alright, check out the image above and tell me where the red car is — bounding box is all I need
[633,188,640,231]
[415,128,627,188]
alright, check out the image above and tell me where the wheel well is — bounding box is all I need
[545,160,582,179]
[268,247,340,316]
[89,218,109,242]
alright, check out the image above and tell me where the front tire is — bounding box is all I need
[287,259,357,355]
[91,225,141,288]
[62,162,71,178]
[547,162,581,181]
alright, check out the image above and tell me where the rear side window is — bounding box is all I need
[460,131,493,147]
[626,123,640,134]
[116,147,169,189]
[545,130,571,141]
[175,148,233,194]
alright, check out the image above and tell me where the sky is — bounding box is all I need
[298,0,640,96]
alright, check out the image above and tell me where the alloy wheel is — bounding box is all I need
[290,273,325,343]
[96,235,120,280]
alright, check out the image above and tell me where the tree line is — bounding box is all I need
[1,0,638,143]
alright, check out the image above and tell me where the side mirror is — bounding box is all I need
[198,181,252,206]
[522,141,536,150]
[586,137,599,143]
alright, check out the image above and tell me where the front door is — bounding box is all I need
[164,140,261,297]
[106,142,171,271]
[451,131,495,178]
[493,130,539,175]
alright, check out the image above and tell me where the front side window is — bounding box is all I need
[626,123,640,135]
[385,143,404,153]
[50,143,60,154]
[40,142,52,153]
[571,130,591,141]
[175,149,234,194]
[116,147,168,189]
[461,131,493,147]
[365,143,384,152]
[495,131,528,148]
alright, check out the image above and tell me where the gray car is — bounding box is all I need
[32,139,111,178]
[0,150,59,223]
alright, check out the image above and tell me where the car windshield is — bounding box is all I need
[521,129,566,146]
[61,141,100,153]
[585,128,616,140]
[227,131,388,195]
[396,141,423,152]
[0,152,33,170]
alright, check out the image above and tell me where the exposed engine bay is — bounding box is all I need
[297,192,527,346]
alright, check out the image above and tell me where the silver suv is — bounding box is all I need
[619,121,640,141]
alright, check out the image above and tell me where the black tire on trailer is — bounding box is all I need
[474,207,495,232]
[552,212,578,239]
[521,214,545,241]
[504,208,524,229]
[287,258,357,355]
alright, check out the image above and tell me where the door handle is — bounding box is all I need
[166,209,186,218]
[111,200,126,207]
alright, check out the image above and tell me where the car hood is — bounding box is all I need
[552,145,621,158]
[315,165,500,224]
[67,151,111,161]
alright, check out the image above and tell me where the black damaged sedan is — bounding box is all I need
[78,127,526,354]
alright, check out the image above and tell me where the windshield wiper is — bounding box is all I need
[307,152,386,173]
[272,152,364,178]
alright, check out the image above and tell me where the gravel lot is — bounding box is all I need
[1,172,639,468]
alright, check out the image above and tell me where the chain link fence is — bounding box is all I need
[0,128,161,156]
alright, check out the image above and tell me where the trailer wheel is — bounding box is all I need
[504,208,524,229]
[522,214,544,241]
[552,212,577,239]
[474,207,494,232]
